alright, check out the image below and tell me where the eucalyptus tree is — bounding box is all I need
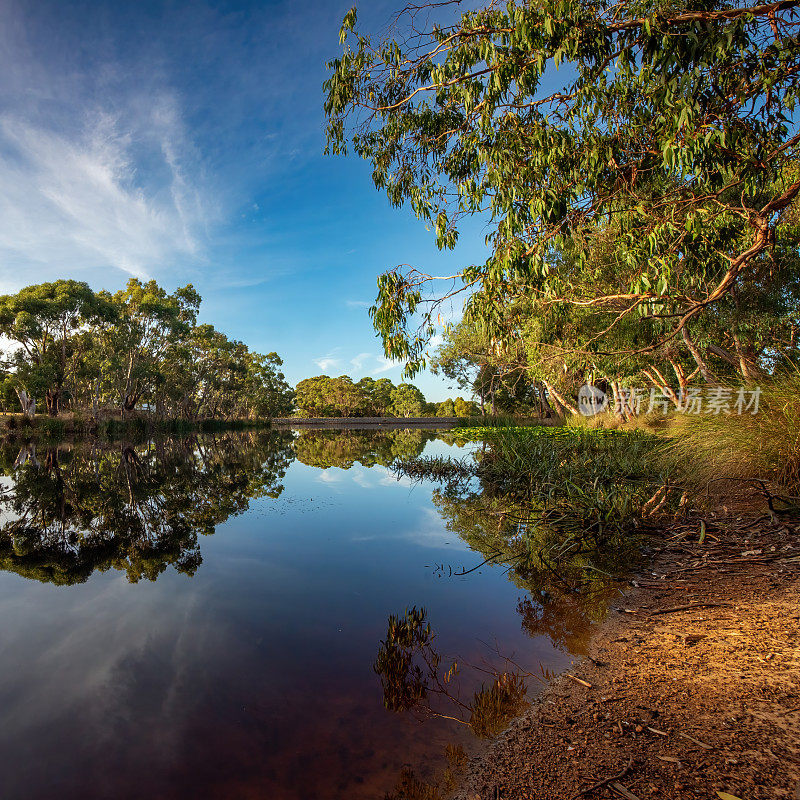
[295,375,371,417]
[357,376,396,415]
[245,351,295,418]
[436,398,456,417]
[325,0,800,373]
[0,280,116,417]
[390,382,425,417]
[102,279,200,414]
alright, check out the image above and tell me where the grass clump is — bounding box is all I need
[469,673,528,738]
[668,375,800,496]
[477,426,671,545]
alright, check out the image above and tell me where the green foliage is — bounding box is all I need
[357,376,396,415]
[453,397,478,417]
[436,398,455,417]
[478,427,670,540]
[0,280,116,415]
[294,374,430,417]
[295,375,371,417]
[0,280,292,423]
[390,382,425,417]
[326,0,800,375]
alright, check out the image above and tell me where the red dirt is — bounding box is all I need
[452,514,800,800]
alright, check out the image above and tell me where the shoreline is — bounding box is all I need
[452,512,800,800]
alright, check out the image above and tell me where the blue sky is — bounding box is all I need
[0,0,490,401]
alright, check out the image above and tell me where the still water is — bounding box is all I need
[0,429,600,799]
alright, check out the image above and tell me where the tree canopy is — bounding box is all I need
[0,279,294,420]
[325,0,800,374]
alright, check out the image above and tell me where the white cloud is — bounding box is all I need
[317,469,343,484]
[375,356,402,374]
[0,105,209,288]
[0,2,212,293]
[313,355,342,372]
[345,299,370,308]
[349,352,372,371]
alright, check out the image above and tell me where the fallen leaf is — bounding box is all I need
[717,793,744,800]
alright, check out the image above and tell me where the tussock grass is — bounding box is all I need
[565,410,671,433]
[668,376,800,496]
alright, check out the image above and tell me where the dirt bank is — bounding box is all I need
[453,513,800,800]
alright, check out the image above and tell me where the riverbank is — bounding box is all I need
[270,416,548,429]
[453,509,800,800]
[0,412,273,440]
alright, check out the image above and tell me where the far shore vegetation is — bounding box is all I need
[0,279,295,425]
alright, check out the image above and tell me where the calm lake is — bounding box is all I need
[0,429,603,799]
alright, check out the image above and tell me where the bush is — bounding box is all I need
[35,417,66,439]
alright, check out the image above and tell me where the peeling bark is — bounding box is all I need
[543,381,579,416]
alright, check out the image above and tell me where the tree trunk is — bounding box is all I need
[122,393,140,413]
[543,381,578,416]
[732,332,764,383]
[45,388,60,417]
[681,328,719,386]
[13,443,39,469]
[92,380,101,420]
[642,368,681,408]
[610,382,627,420]
[16,388,35,420]
[537,381,554,418]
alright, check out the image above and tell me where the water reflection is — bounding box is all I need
[0,429,614,800]
[0,432,294,584]
[292,428,442,468]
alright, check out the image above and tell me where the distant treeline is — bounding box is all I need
[0,280,295,421]
[294,375,479,418]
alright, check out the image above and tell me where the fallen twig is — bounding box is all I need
[572,757,633,799]
[609,781,641,800]
[677,731,713,749]
[647,602,733,616]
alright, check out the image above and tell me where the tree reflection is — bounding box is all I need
[374,606,528,740]
[0,431,295,585]
[292,428,438,469]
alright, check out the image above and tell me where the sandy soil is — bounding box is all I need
[452,513,800,800]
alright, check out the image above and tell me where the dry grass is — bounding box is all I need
[668,376,800,496]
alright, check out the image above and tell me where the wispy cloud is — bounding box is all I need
[375,356,402,374]
[350,352,371,371]
[317,469,343,484]
[0,103,207,288]
[345,299,370,308]
[0,1,212,291]
[313,353,342,372]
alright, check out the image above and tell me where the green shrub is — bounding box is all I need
[35,417,66,439]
